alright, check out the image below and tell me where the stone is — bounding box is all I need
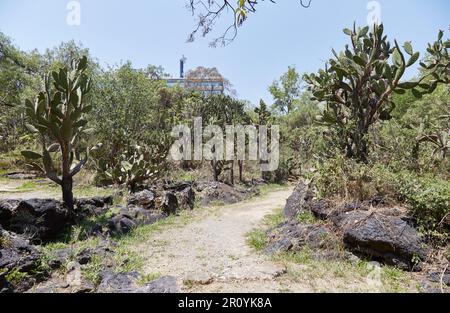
[76,248,92,265]
[9,199,70,242]
[309,200,333,220]
[0,228,41,273]
[127,190,155,210]
[76,196,113,209]
[0,200,19,227]
[265,221,337,255]
[107,214,137,235]
[48,248,73,269]
[97,270,141,293]
[283,181,313,219]
[428,272,450,287]
[65,261,94,293]
[0,271,9,293]
[97,270,179,293]
[164,181,193,192]
[140,276,179,293]
[127,207,167,225]
[335,210,430,269]
[2,172,38,180]
[198,181,257,207]
[176,187,196,211]
[160,192,178,215]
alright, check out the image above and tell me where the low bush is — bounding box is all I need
[315,157,450,236]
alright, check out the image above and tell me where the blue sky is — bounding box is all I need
[0,0,449,105]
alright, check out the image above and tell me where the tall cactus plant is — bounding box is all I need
[304,24,424,162]
[21,56,92,211]
[421,30,450,88]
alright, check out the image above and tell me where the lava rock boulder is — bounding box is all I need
[334,210,430,269]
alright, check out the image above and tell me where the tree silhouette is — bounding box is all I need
[187,0,312,47]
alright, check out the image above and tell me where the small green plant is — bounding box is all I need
[296,211,319,224]
[247,228,268,251]
[5,268,30,285]
[81,255,103,285]
[0,235,11,248]
[137,272,162,286]
[247,210,284,251]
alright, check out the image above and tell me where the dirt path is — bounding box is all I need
[133,187,316,293]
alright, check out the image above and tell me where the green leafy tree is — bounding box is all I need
[0,32,41,152]
[269,66,302,114]
[21,56,93,211]
[304,24,424,162]
[90,62,173,190]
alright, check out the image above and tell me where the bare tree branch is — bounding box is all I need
[187,0,311,47]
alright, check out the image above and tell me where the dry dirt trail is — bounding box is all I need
[133,187,314,293]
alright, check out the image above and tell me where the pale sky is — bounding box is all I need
[0,0,449,104]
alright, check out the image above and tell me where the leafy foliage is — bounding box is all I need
[304,24,423,162]
[269,66,302,114]
[22,56,93,210]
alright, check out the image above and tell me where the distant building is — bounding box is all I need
[165,56,225,96]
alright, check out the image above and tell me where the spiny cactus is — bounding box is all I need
[416,115,450,161]
[303,24,422,162]
[420,30,450,90]
[21,56,93,210]
[93,144,168,193]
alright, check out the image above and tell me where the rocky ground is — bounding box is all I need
[265,182,450,293]
[0,177,264,293]
[0,175,449,293]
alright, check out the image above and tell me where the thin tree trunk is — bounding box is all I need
[211,160,219,182]
[61,145,74,211]
[229,161,234,186]
[61,176,74,211]
[238,160,244,182]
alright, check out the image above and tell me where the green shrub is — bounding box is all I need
[396,173,450,233]
[315,158,450,235]
[315,155,376,200]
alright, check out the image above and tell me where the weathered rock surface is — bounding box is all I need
[274,184,432,271]
[97,270,179,293]
[196,181,258,207]
[163,182,196,211]
[0,227,41,273]
[428,271,450,287]
[76,196,113,209]
[0,200,18,226]
[0,271,8,293]
[65,261,95,293]
[105,205,167,236]
[1,199,69,242]
[265,221,338,257]
[160,192,178,215]
[127,190,155,210]
[176,187,196,211]
[107,212,137,235]
[334,210,430,269]
[0,227,42,292]
[283,181,313,219]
